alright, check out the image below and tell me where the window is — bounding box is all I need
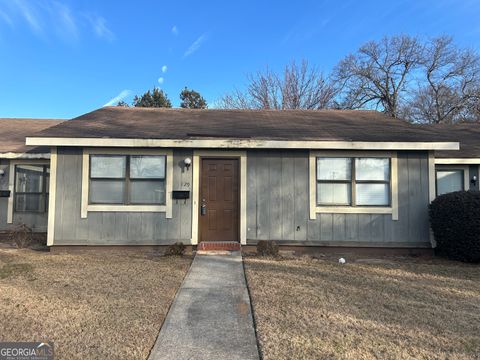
[89,155,166,205]
[14,164,49,212]
[436,169,464,196]
[316,157,390,206]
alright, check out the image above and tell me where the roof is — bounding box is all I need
[25,107,458,151]
[0,118,64,157]
[420,123,480,159]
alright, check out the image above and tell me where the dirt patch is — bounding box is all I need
[244,256,480,360]
[0,248,192,359]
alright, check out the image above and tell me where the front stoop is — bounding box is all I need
[197,241,241,252]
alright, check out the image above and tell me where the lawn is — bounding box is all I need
[0,248,191,359]
[244,255,480,360]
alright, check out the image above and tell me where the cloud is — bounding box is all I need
[183,33,208,58]
[103,90,131,106]
[0,1,114,42]
[87,15,114,41]
[171,25,178,35]
[161,65,167,73]
[13,0,43,34]
[158,77,164,85]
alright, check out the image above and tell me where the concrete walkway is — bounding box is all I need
[149,254,260,360]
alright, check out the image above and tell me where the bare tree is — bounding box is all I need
[408,36,480,124]
[334,35,423,117]
[217,60,336,109]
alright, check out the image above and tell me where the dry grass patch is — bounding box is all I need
[0,248,191,359]
[244,256,480,360]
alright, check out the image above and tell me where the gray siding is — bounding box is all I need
[246,150,431,246]
[0,159,48,232]
[53,148,431,247]
[53,148,192,245]
[469,165,479,191]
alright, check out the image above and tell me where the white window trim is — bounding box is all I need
[7,158,50,224]
[435,164,470,196]
[309,150,398,220]
[81,148,173,218]
[191,150,247,245]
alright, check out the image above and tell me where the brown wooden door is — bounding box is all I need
[199,158,239,242]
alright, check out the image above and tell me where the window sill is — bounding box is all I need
[313,206,393,215]
[87,204,167,213]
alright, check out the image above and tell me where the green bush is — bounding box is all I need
[256,240,279,257]
[429,191,480,263]
[165,242,186,256]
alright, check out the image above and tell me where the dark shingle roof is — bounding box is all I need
[30,107,453,143]
[0,118,64,155]
[420,123,480,159]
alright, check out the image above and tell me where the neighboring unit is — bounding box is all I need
[0,118,64,237]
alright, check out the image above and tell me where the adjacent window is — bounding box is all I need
[316,157,390,206]
[436,169,464,196]
[89,155,166,205]
[14,164,49,212]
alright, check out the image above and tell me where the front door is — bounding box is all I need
[199,158,239,242]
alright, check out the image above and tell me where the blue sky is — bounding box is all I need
[0,0,479,119]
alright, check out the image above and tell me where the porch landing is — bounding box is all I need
[148,253,259,360]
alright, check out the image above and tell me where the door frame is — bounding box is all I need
[191,150,247,245]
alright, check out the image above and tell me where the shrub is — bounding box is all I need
[429,191,480,263]
[165,242,186,256]
[7,223,33,249]
[256,240,279,257]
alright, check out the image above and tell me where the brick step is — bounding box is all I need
[197,241,241,251]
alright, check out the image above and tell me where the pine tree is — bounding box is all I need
[180,87,207,109]
[133,87,172,108]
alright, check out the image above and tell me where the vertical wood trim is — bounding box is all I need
[7,161,14,224]
[165,149,173,219]
[81,149,89,218]
[240,154,247,245]
[309,151,316,220]
[464,167,470,191]
[47,147,57,246]
[191,153,200,245]
[391,152,399,221]
[428,151,436,203]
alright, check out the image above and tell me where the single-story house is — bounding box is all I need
[1,107,479,252]
[15,107,476,253]
[0,118,64,235]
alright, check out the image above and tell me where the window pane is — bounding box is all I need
[130,180,166,204]
[317,158,351,180]
[355,158,389,181]
[130,156,165,179]
[15,194,44,212]
[90,180,125,204]
[317,183,351,205]
[437,170,463,196]
[15,165,44,192]
[356,183,389,205]
[91,155,126,178]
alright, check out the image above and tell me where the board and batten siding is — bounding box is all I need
[53,147,192,245]
[0,158,48,232]
[246,150,431,247]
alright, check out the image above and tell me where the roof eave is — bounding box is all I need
[25,137,460,151]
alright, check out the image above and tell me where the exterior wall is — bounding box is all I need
[53,147,192,245]
[469,165,479,191]
[53,147,431,247]
[0,158,48,232]
[246,150,431,247]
